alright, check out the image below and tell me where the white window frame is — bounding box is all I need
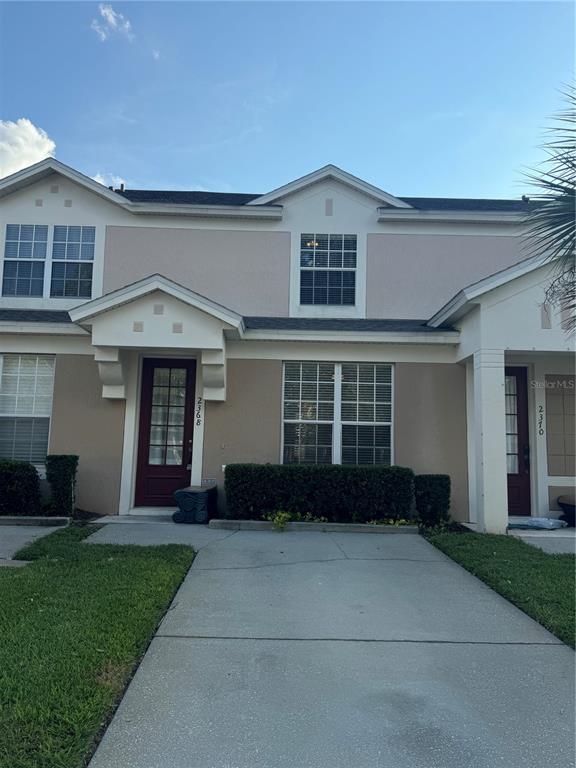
[0,223,97,306]
[1,224,49,299]
[0,353,55,467]
[298,233,358,308]
[281,362,395,466]
[289,234,367,319]
[49,225,96,299]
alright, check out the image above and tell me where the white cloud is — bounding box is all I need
[0,118,56,178]
[92,172,126,189]
[152,49,160,61]
[91,4,134,43]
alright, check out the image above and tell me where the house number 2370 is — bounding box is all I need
[537,405,544,436]
[195,397,203,427]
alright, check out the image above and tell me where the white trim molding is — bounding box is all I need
[0,158,282,221]
[69,273,244,329]
[428,254,550,327]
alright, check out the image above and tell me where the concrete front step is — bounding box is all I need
[209,519,418,534]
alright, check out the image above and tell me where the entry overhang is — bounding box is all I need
[69,275,243,401]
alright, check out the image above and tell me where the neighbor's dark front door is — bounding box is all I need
[135,358,196,507]
[505,367,531,516]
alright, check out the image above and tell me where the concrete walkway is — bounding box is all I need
[88,524,575,768]
[0,524,53,564]
[509,528,576,555]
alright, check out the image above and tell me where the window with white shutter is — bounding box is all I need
[0,355,55,464]
[283,362,393,465]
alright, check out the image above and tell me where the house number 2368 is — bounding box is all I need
[195,397,203,427]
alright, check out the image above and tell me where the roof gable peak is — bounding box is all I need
[250,164,412,208]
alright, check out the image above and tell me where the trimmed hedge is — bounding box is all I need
[415,474,451,527]
[0,460,41,516]
[46,455,79,517]
[224,464,415,523]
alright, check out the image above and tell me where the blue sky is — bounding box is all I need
[0,1,573,198]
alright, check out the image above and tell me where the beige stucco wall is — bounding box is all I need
[49,355,125,516]
[103,227,291,316]
[204,358,468,520]
[202,359,283,505]
[395,362,469,521]
[366,234,524,319]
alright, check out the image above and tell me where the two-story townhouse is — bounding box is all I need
[0,159,573,533]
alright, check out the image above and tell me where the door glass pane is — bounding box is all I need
[507,454,518,473]
[153,368,170,386]
[505,375,519,476]
[149,445,165,465]
[148,367,187,465]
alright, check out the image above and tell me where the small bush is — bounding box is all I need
[224,464,415,523]
[415,474,451,527]
[263,510,329,530]
[46,455,79,517]
[0,460,41,516]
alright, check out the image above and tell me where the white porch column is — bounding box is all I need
[473,349,508,533]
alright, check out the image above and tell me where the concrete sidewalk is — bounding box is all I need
[88,525,575,768]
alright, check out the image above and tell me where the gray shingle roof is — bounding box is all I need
[117,190,262,206]
[0,309,454,333]
[243,317,454,333]
[398,197,537,212]
[0,309,72,323]
[116,188,536,212]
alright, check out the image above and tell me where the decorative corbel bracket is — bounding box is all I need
[201,348,226,401]
[94,346,126,399]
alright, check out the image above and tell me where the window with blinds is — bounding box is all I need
[50,226,95,298]
[1,224,96,299]
[299,234,357,306]
[283,362,334,464]
[283,362,393,465]
[0,355,55,464]
[2,224,48,297]
[341,363,392,465]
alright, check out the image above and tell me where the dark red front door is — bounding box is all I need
[135,358,196,507]
[505,367,531,516]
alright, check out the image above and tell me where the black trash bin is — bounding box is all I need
[172,485,217,524]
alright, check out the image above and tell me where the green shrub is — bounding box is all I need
[0,460,41,516]
[46,455,79,517]
[224,464,415,523]
[415,474,451,527]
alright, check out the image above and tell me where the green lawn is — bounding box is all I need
[427,531,575,647]
[0,525,195,768]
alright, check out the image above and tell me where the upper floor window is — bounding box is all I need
[300,233,357,306]
[50,226,95,298]
[2,224,95,299]
[2,225,48,297]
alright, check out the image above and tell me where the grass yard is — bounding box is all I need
[428,531,575,647]
[0,525,195,768]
